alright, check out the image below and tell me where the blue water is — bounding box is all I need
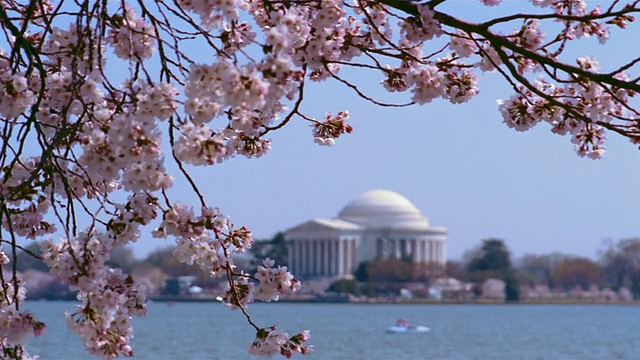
[24,301,640,359]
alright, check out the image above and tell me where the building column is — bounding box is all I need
[296,240,301,274]
[329,239,338,276]
[346,238,353,275]
[338,239,345,276]
[344,238,351,275]
[293,240,298,275]
[316,239,322,276]
[429,240,434,263]
[300,240,306,275]
[323,239,329,276]
[298,240,303,276]
[307,240,312,276]
[314,239,319,275]
[350,238,356,274]
[310,240,314,274]
[437,240,444,264]
[288,240,295,274]
[422,239,427,263]
[350,238,355,274]
[342,239,347,276]
[317,239,323,276]
[335,239,340,276]
[409,239,419,263]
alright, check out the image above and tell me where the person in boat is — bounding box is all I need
[396,318,411,329]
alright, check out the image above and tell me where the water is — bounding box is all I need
[24,301,640,359]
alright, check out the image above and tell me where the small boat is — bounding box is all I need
[386,325,430,333]
[387,319,429,333]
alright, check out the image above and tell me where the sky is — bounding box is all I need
[122,1,640,261]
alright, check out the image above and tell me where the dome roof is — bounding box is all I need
[338,189,428,227]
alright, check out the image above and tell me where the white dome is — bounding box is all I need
[338,189,427,227]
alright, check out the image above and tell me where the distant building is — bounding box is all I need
[284,189,447,279]
[482,278,506,299]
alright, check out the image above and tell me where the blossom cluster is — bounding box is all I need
[177,0,240,30]
[253,258,301,302]
[497,54,635,158]
[248,327,312,358]
[0,250,45,360]
[400,5,442,43]
[0,157,57,239]
[154,205,301,306]
[217,257,302,310]
[151,204,308,355]
[531,0,612,43]
[0,65,35,119]
[157,204,239,276]
[106,6,156,60]
[41,232,147,358]
[312,111,353,146]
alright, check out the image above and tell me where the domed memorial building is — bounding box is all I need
[284,190,447,279]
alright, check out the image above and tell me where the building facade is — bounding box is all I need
[284,189,447,279]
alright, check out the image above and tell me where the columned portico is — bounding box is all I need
[286,236,360,277]
[283,189,447,279]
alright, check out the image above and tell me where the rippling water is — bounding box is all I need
[24,301,640,359]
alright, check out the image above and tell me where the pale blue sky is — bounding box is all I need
[122,1,640,261]
[138,70,640,261]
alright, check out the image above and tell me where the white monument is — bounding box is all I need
[284,189,447,279]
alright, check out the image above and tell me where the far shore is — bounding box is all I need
[138,294,640,305]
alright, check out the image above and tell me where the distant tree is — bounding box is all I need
[504,273,521,302]
[600,238,640,298]
[517,253,568,288]
[419,261,446,282]
[445,260,469,282]
[551,257,601,291]
[252,232,289,267]
[269,233,289,265]
[365,258,442,283]
[467,239,513,281]
[361,283,376,298]
[141,247,222,289]
[130,264,168,296]
[105,246,137,273]
[144,247,196,277]
[21,271,76,301]
[367,259,416,283]
[328,279,360,296]
[162,278,181,296]
[354,261,369,282]
[468,239,512,273]
[15,242,48,273]
[467,239,520,302]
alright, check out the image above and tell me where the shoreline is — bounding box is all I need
[144,294,639,305]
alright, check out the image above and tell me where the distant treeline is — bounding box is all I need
[252,235,640,300]
[15,235,640,300]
